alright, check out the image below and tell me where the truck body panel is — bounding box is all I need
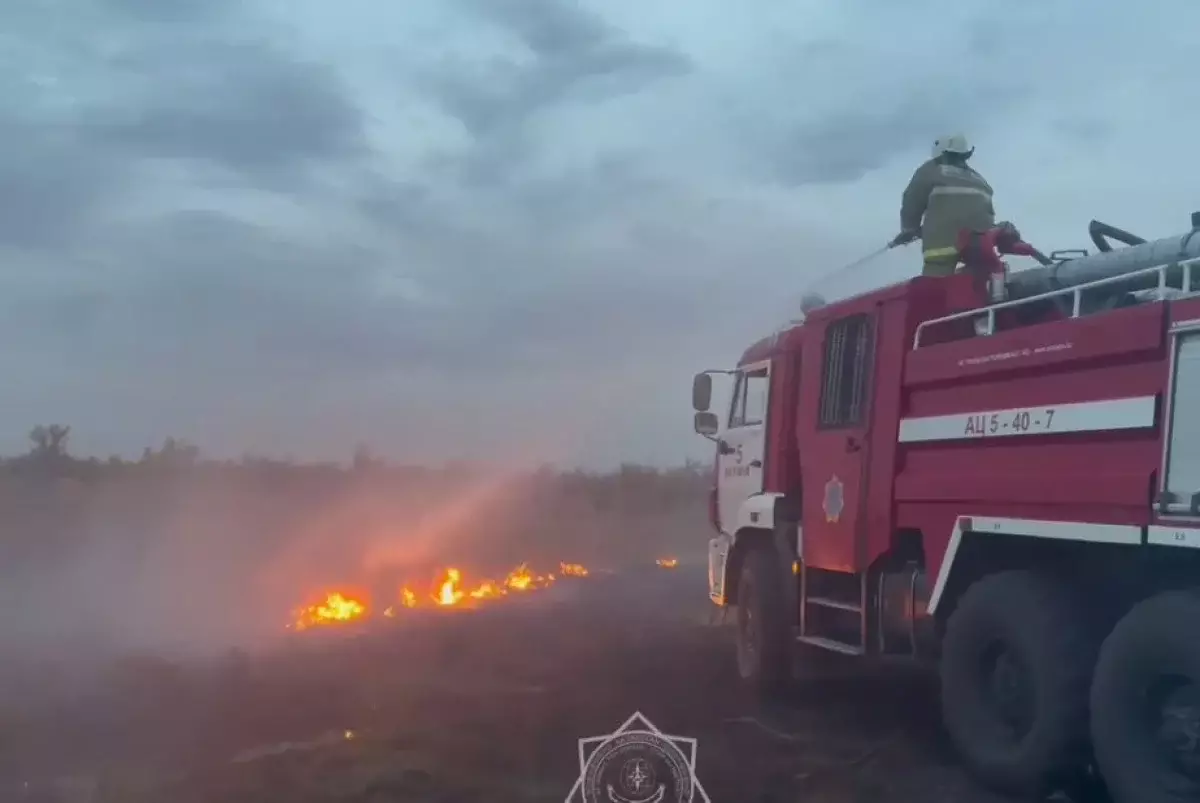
[698,217,1200,802]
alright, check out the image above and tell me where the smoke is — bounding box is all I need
[0,463,708,675]
[0,476,292,664]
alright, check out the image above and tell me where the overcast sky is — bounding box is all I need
[0,0,1193,467]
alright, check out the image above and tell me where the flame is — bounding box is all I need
[505,563,534,591]
[656,557,679,569]
[469,581,500,599]
[287,560,589,629]
[435,568,466,606]
[504,562,555,591]
[292,591,368,631]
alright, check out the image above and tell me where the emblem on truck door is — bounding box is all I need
[823,476,844,523]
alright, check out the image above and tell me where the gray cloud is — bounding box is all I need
[446,0,690,128]
[0,0,367,255]
[92,40,368,180]
[421,0,691,186]
[756,40,1036,186]
[0,0,1193,465]
[0,114,120,248]
[98,0,237,22]
[57,211,435,380]
[772,95,986,186]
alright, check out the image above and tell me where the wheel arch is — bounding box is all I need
[723,491,800,605]
[724,526,774,606]
[926,517,1200,633]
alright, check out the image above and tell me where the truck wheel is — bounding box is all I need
[735,545,790,698]
[939,570,1097,796]
[1090,589,1200,803]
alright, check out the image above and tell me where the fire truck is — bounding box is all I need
[690,217,1200,802]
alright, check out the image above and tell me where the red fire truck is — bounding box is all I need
[691,218,1200,802]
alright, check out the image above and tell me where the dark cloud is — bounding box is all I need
[466,0,690,91]
[459,267,716,365]
[0,0,701,390]
[0,286,109,348]
[98,0,237,23]
[95,211,425,378]
[761,43,1034,186]
[0,1,368,253]
[6,0,1150,465]
[354,178,443,240]
[28,199,720,389]
[471,0,623,58]
[512,153,666,225]
[772,96,969,185]
[92,40,368,180]
[422,0,691,186]
[20,209,646,383]
[0,115,120,248]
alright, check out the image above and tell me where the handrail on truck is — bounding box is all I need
[912,257,1200,349]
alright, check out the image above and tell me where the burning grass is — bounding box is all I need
[287,561,586,631]
[291,592,368,631]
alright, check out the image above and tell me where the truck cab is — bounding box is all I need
[691,219,1200,803]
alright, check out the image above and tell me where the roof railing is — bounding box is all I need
[911,257,1200,350]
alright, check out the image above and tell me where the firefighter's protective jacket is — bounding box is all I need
[900,158,995,263]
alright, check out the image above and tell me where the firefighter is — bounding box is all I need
[892,134,995,277]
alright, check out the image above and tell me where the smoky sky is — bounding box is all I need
[0,0,1195,466]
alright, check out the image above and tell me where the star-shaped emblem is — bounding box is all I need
[565,711,710,803]
[823,475,844,523]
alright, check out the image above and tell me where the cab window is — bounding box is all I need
[818,313,874,429]
[728,366,769,428]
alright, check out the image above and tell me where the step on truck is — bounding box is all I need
[691,216,1200,802]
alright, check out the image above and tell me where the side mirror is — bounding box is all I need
[693,411,719,437]
[692,373,712,411]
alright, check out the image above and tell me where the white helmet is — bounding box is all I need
[932,133,973,158]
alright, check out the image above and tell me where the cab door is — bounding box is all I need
[1156,298,1200,525]
[801,313,875,572]
[717,362,770,535]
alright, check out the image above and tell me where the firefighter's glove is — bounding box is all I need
[890,229,919,248]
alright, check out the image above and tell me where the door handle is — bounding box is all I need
[845,436,862,453]
[749,459,762,468]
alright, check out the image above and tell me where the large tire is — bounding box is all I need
[735,546,790,698]
[939,570,1098,797]
[1090,589,1200,803]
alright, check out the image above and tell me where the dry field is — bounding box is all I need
[2,566,1025,803]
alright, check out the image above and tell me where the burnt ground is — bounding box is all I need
[1,567,1019,803]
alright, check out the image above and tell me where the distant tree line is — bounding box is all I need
[1,424,712,516]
